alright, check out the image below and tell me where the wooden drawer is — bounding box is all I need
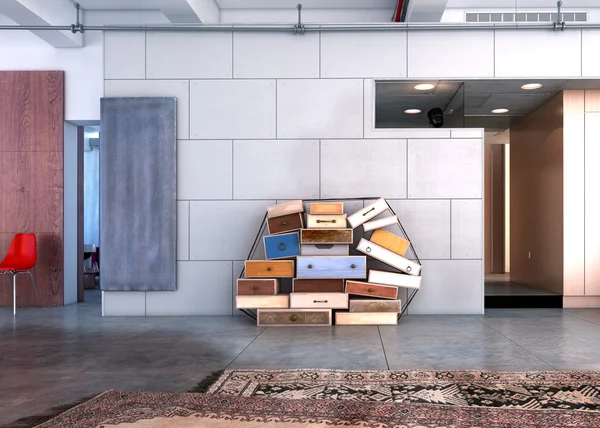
[258,309,332,326]
[363,215,399,232]
[368,270,421,289]
[349,299,401,313]
[267,200,304,218]
[264,232,300,260]
[236,295,289,309]
[347,198,388,229]
[300,229,353,244]
[310,202,344,215]
[357,239,421,276]
[300,244,349,256]
[345,280,398,299]
[267,212,303,235]
[245,260,294,278]
[290,292,348,309]
[336,312,398,325]
[296,256,366,279]
[370,229,410,256]
[292,278,345,293]
[306,214,347,229]
[237,279,279,295]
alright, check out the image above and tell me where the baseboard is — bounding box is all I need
[563,296,600,308]
[485,295,563,309]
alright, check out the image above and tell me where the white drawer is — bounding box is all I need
[347,198,389,229]
[357,238,422,276]
[300,244,349,256]
[266,200,304,218]
[290,292,349,309]
[363,215,399,232]
[236,295,290,309]
[368,269,421,289]
[336,312,398,325]
[306,214,347,229]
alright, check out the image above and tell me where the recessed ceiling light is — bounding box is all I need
[492,108,509,114]
[521,83,543,90]
[404,109,422,114]
[414,83,435,91]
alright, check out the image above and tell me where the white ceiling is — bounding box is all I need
[74,0,600,11]
[215,0,396,8]
[445,0,600,8]
[75,0,397,10]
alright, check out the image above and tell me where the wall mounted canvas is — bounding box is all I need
[100,97,176,291]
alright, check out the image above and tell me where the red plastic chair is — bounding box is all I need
[0,234,40,314]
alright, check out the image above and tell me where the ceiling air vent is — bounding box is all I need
[465,12,587,23]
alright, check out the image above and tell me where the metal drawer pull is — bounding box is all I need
[281,221,287,225]
[368,288,374,292]
[351,264,356,268]
[366,247,371,253]
[278,242,286,251]
[316,219,336,223]
[313,300,328,303]
[252,285,259,291]
[362,207,375,216]
[289,314,298,322]
[267,267,272,272]
[307,264,313,269]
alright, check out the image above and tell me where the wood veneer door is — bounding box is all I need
[0,71,64,307]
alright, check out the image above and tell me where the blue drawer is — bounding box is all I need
[296,256,366,279]
[264,232,300,260]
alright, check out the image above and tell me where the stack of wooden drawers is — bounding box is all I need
[236,198,422,326]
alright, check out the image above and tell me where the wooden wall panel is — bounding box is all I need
[510,92,564,295]
[563,91,586,296]
[484,144,505,274]
[584,112,600,296]
[0,71,64,307]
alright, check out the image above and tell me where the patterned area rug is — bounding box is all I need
[204,369,600,411]
[30,389,600,428]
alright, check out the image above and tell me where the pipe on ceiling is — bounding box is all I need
[1,22,600,32]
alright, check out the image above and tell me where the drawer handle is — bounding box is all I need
[351,264,356,268]
[316,219,336,223]
[307,264,313,269]
[289,314,299,322]
[368,288,374,292]
[362,207,375,216]
[278,242,286,251]
[281,221,288,226]
[313,300,328,303]
[366,247,372,253]
[252,285,259,291]
[267,267,272,272]
[406,266,412,272]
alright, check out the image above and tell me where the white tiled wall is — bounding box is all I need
[103,31,484,316]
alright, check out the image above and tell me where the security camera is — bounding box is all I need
[427,108,444,128]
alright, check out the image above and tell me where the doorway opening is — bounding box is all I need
[82,125,101,306]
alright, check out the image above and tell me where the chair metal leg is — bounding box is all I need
[23,271,41,308]
[13,274,16,315]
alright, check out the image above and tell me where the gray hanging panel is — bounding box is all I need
[100,97,177,291]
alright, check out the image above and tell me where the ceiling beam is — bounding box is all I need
[0,0,83,47]
[186,0,219,23]
[405,0,449,22]
[161,0,220,24]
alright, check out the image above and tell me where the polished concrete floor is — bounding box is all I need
[2,291,600,425]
